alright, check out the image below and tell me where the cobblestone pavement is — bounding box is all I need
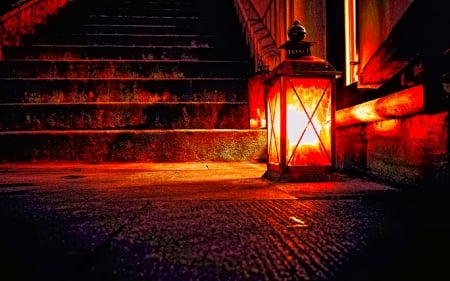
[0,163,448,281]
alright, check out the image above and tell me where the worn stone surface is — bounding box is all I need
[367,112,448,186]
[0,130,267,162]
[0,162,448,281]
[0,79,248,103]
[0,0,254,163]
[0,60,250,79]
[336,111,448,187]
[0,103,250,130]
[335,124,367,175]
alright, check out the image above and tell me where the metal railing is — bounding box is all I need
[261,0,277,44]
[233,0,280,72]
[0,0,68,59]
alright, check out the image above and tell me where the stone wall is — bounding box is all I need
[336,92,448,187]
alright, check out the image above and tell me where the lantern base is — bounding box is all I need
[263,166,344,182]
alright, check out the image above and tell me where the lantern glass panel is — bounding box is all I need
[285,77,332,166]
[267,78,281,165]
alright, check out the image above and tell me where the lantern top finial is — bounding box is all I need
[280,20,314,59]
[288,20,306,41]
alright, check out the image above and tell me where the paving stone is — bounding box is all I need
[0,162,448,281]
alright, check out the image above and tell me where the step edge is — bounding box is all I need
[27,44,215,49]
[2,59,249,63]
[0,129,265,134]
[0,102,249,106]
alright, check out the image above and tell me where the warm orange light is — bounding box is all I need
[285,79,332,166]
[372,119,400,136]
[336,85,425,127]
[267,78,281,165]
[351,104,382,121]
[248,70,269,129]
[344,0,359,85]
[263,21,339,181]
[250,108,267,129]
[267,77,333,169]
[287,104,314,144]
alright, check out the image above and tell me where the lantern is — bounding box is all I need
[263,20,340,182]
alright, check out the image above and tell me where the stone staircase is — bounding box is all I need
[0,0,266,162]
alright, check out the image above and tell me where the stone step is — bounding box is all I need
[77,24,187,35]
[121,0,190,3]
[78,16,231,37]
[28,4,205,39]
[0,102,249,130]
[121,0,191,6]
[26,33,215,47]
[82,14,209,26]
[2,44,245,60]
[0,0,257,164]
[0,78,247,103]
[0,129,266,162]
[0,59,250,79]
[98,0,196,8]
[90,7,194,17]
[91,0,219,16]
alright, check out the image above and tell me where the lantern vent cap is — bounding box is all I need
[280,20,317,59]
[270,20,341,79]
[288,20,307,41]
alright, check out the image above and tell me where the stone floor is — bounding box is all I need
[0,162,448,281]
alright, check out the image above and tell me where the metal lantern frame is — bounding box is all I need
[263,20,340,182]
